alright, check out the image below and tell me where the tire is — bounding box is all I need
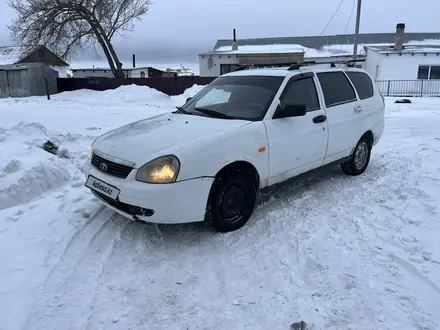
[341,137,372,176]
[205,171,257,232]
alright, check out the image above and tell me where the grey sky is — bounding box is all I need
[0,0,439,63]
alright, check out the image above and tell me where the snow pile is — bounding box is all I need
[1,161,71,210]
[1,89,440,330]
[170,84,206,105]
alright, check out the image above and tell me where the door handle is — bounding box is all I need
[354,105,363,113]
[313,115,327,124]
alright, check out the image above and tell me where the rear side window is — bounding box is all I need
[346,71,374,100]
[317,72,357,107]
[280,77,320,111]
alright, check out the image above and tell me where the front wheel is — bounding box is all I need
[341,137,372,176]
[205,172,257,232]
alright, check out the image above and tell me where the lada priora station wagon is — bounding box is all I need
[84,63,385,232]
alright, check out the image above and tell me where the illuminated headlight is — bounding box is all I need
[135,155,180,184]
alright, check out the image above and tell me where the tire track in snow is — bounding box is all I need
[24,208,131,330]
[40,204,107,284]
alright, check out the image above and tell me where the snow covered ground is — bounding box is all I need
[1,86,440,330]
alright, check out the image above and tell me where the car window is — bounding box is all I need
[280,77,320,112]
[196,88,231,107]
[346,71,374,100]
[317,71,357,107]
[182,76,284,121]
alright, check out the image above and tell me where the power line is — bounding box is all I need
[305,0,346,54]
[345,0,356,34]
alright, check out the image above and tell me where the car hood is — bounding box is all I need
[94,112,251,166]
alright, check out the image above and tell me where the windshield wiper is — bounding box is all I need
[194,107,236,119]
[174,106,192,115]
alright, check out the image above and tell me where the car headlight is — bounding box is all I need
[135,155,180,184]
[88,138,98,160]
[88,146,93,160]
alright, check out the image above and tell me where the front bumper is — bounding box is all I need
[84,160,214,224]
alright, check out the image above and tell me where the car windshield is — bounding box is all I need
[180,75,284,121]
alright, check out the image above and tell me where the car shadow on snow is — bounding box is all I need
[106,163,368,247]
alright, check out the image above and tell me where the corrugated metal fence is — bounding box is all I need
[376,80,440,98]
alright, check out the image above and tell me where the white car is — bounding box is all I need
[84,63,385,232]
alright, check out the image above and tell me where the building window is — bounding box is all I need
[140,71,145,78]
[220,64,240,75]
[418,65,440,79]
[429,66,440,79]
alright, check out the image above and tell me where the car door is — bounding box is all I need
[315,71,362,164]
[264,73,329,185]
[345,70,383,131]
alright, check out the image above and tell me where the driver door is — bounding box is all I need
[264,73,329,185]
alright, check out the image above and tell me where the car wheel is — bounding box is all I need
[205,171,257,232]
[341,137,372,176]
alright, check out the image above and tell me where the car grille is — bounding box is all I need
[92,191,154,217]
[91,152,133,179]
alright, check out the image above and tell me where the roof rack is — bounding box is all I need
[232,59,365,72]
[287,59,366,70]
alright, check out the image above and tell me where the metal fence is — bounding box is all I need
[376,80,440,98]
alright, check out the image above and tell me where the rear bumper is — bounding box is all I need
[84,160,214,224]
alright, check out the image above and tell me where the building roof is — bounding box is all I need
[0,46,30,65]
[0,45,69,66]
[71,66,162,72]
[213,32,440,50]
[199,43,368,58]
[365,42,440,54]
[0,62,56,71]
[203,44,305,55]
[71,67,131,71]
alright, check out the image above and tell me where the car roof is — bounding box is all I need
[222,66,368,78]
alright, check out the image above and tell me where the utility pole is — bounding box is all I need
[352,0,362,61]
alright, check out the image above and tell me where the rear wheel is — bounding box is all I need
[205,171,257,232]
[341,137,372,176]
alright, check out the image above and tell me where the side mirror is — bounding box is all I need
[186,97,193,103]
[274,103,307,119]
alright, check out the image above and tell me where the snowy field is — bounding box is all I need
[1,86,440,330]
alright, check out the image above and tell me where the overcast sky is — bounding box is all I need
[0,0,439,64]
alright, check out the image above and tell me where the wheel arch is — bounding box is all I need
[213,160,260,190]
[361,130,374,147]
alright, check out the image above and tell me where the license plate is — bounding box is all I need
[85,176,120,200]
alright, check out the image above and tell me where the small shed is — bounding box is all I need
[0,45,70,77]
[0,63,58,98]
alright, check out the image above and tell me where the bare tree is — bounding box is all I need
[8,0,151,78]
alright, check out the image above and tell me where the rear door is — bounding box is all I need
[264,73,329,185]
[345,70,383,130]
[316,71,361,164]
